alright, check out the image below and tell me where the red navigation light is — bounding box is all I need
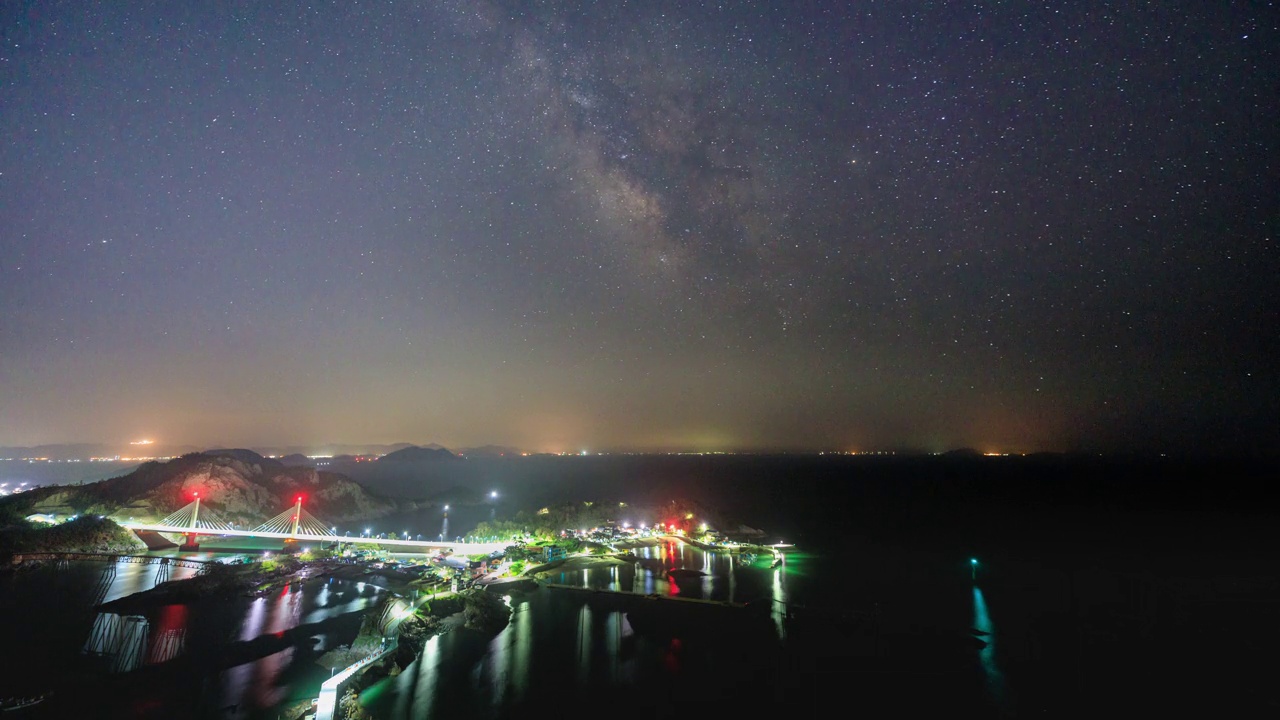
[193,492,199,498]
[295,495,303,503]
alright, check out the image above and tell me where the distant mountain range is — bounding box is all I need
[0,443,203,461]
[0,442,534,461]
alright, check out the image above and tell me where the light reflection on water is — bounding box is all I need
[99,558,199,604]
[0,555,386,718]
[972,586,1012,714]
[481,599,530,707]
[552,544,778,607]
[367,545,792,717]
[214,578,384,719]
[576,603,592,685]
[408,634,442,717]
[771,566,787,640]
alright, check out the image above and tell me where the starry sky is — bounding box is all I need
[1,1,1276,455]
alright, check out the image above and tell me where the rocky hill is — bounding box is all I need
[0,449,401,525]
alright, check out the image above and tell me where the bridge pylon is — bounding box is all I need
[180,494,202,550]
[252,496,331,542]
[152,496,233,550]
[290,496,302,539]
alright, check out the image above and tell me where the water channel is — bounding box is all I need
[0,550,386,719]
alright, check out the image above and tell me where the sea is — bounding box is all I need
[1,454,1277,718]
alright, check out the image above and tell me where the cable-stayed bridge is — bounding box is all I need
[119,496,508,555]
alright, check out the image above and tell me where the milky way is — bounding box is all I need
[1,1,1276,453]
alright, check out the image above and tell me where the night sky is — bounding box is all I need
[2,2,1276,454]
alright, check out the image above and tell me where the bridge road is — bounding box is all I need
[118,522,510,556]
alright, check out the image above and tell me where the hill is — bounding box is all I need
[0,449,400,525]
[0,516,147,557]
[378,445,459,463]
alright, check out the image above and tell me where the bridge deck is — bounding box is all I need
[120,523,508,554]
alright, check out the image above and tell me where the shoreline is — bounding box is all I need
[528,554,626,578]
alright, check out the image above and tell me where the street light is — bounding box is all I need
[970,558,978,582]
[490,490,498,499]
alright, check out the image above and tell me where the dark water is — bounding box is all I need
[0,460,140,489]
[362,543,1006,718]
[0,555,387,719]
[4,455,1279,717]
[365,535,1279,718]
[366,504,495,545]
